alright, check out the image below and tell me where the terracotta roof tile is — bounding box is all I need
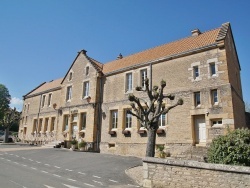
[26,78,63,97]
[103,28,220,74]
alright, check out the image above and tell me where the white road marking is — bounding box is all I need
[29,159,33,161]
[53,174,61,178]
[54,166,61,168]
[22,164,27,167]
[31,167,37,170]
[0,157,4,159]
[44,185,55,188]
[9,180,27,188]
[109,179,118,183]
[127,184,140,187]
[84,183,95,187]
[36,161,41,163]
[16,155,19,157]
[67,178,76,182]
[92,180,103,186]
[22,157,26,159]
[62,184,81,188]
[45,164,51,166]
[93,175,101,179]
[7,159,11,162]
[78,172,86,175]
[41,171,49,174]
[65,169,73,171]
[14,162,19,164]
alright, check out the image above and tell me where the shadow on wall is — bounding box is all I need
[246,112,250,128]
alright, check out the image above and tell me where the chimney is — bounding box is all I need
[191,29,201,36]
[78,49,87,55]
[116,53,123,60]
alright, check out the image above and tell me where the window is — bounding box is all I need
[32,119,37,133]
[193,66,199,79]
[42,95,46,107]
[27,104,29,112]
[212,119,222,127]
[158,114,166,127]
[66,86,72,101]
[125,109,132,128]
[47,93,52,107]
[51,117,56,131]
[86,66,89,75]
[83,81,90,98]
[64,115,69,131]
[126,73,133,92]
[69,72,73,81]
[25,116,28,124]
[72,114,78,122]
[210,63,216,76]
[44,118,49,132]
[211,89,218,105]
[194,92,201,107]
[38,119,43,133]
[80,113,86,130]
[111,110,118,129]
[140,69,147,88]
[24,105,26,112]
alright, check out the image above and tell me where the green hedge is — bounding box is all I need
[207,128,250,166]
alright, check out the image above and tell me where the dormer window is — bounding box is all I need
[86,66,89,76]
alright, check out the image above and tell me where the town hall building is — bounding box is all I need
[19,22,247,157]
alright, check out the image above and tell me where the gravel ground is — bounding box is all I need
[126,165,143,187]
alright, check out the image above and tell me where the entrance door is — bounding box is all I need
[195,117,206,143]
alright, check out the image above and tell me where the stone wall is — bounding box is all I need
[143,157,250,188]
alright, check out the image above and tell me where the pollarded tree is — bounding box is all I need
[0,108,21,143]
[128,78,183,157]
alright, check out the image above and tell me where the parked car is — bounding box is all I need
[0,131,14,142]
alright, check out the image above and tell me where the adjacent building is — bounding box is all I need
[19,22,247,157]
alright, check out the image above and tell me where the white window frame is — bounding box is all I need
[211,89,218,105]
[125,109,132,129]
[194,92,201,107]
[80,113,87,130]
[66,86,72,101]
[83,81,90,98]
[158,114,166,127]
[47,93,52,107]
[64,115,69,131]
[125,72,133,92]
[111,110,118,129]
[85,66,89,76]
[41,95,46,108]
[140,69,147,88]
[193,66,199,80]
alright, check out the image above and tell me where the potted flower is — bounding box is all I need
[70,139,77,150]
[78,140,87,151]
[157,145,166,158]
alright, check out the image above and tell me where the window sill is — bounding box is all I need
[156,128,165,134]
[108,130,116,135]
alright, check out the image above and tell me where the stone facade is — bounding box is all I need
[143,157,250,188]
[19,22,247,157]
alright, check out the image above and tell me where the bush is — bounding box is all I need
[78,140,86,148]
[70,139,77,145]
[207,128,250,166]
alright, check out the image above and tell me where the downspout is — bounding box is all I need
[97,74,103,152]
[150,63,152,90]
[35,94,42,144]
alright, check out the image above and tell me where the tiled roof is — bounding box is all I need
[87,57,103,72]
[103,27,221,74]
[25,78,63,97]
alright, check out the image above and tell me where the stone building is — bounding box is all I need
[19,22,247,157]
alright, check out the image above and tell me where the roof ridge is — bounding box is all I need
[103,27,220,65]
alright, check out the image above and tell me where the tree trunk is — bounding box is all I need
[146,127,157,157]
[4,127,9,143]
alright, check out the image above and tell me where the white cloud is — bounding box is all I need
[10,97,23,111]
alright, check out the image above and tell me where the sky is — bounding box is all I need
[0,0,250,111]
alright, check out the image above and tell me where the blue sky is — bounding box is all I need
[0,0,249,111]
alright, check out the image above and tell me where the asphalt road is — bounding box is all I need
[0,145,142,188]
